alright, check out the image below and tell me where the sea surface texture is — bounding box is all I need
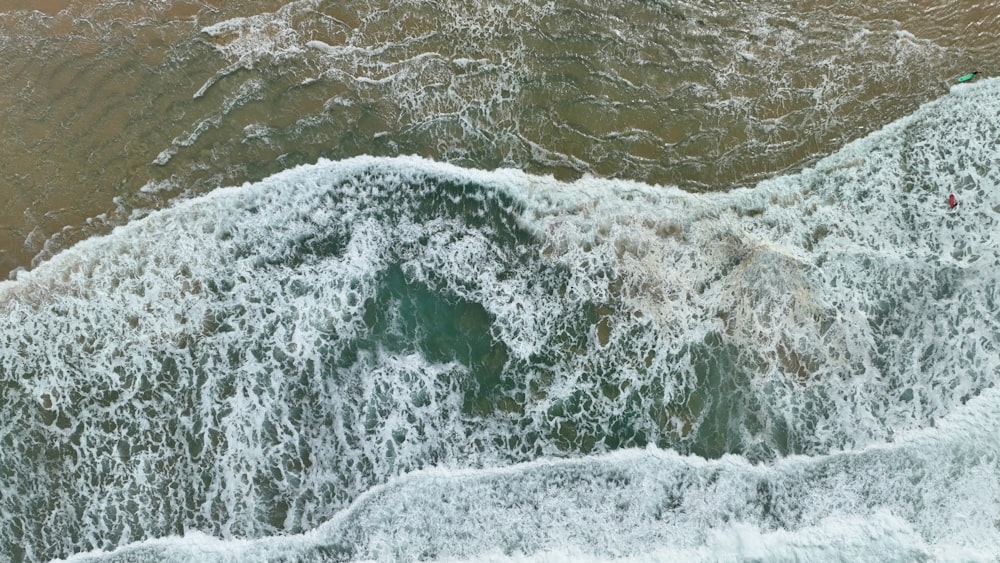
[0,1,999,562]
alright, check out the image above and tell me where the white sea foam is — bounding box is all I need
[8,78,1000,562]
[200,1,320,71]
[56,385,1000,561]
[162,0,964,196]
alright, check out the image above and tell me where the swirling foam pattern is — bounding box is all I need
[3,80,1000,562]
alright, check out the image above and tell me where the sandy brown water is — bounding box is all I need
[0,0,997,276]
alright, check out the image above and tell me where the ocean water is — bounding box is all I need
[2,1,1000,562]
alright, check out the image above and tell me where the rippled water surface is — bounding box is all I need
[1,0,994,272]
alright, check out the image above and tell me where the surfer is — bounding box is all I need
[949,193,957,209]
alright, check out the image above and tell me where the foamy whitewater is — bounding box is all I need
[3,78,1000,562]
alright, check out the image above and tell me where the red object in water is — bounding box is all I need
[949,194,957,209]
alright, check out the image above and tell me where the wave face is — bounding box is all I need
[4,79,1000,562]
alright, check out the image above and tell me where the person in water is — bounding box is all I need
[949,193,958,208]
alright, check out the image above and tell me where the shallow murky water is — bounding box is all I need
[0,0,994,275]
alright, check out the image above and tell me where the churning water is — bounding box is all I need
[1,1,999,562]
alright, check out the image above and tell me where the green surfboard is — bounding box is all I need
[957,71,979,83]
